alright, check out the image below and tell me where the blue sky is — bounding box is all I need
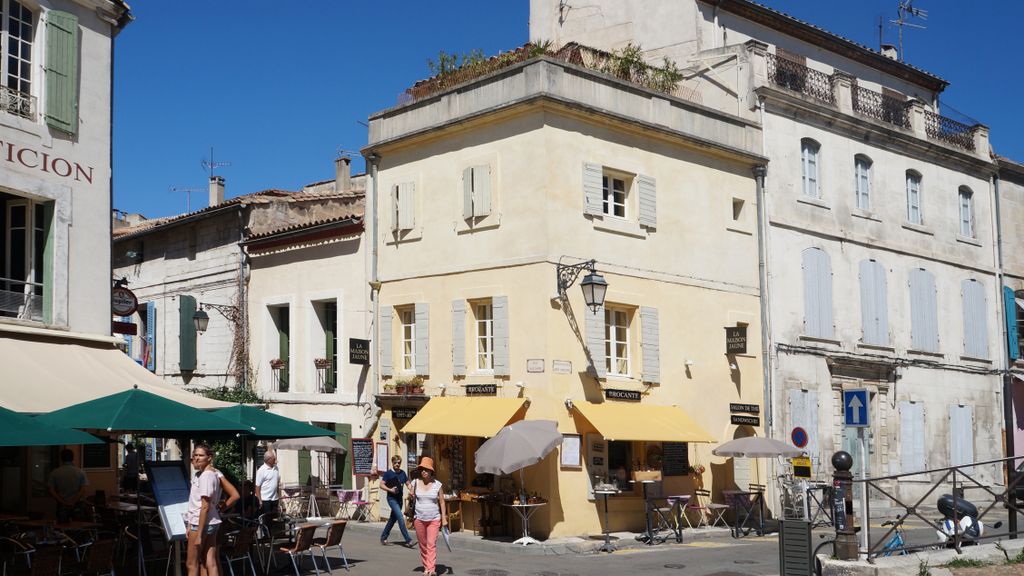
[113,1,1022,219]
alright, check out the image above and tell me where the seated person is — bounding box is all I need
[232,480,259,519]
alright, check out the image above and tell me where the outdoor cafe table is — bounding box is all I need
[501,502,547,546]
[723,489,766,537]
[594,489,619,553]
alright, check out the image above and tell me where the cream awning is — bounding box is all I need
[400,397,527,438]
[0,335,232,413]
[573,402,715,443]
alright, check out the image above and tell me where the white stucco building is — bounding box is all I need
[532,0,1005,504]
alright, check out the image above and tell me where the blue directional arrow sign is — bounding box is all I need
[843,389,869,428]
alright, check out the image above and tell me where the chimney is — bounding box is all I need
[209,176,225,207]
[880,44,898,60]
[334,156,351,194]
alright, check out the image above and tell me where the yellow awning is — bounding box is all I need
[573,402,715,443]
[400,397,527,437]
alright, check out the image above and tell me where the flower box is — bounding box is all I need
[269,359,286,369]
[313,358,331,369]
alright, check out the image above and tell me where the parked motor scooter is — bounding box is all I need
[935,494,1002,547]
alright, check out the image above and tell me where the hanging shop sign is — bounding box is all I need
[729,403,760,414]
[112,321,137,336]
[392,407,419,420]
[730,414,760,426]
[725,326,747,355]
[111,287,139,316]
[604,389,641,401]
[465,384,497,396]
[349,338,370,365]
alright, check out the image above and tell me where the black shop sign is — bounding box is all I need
[604,389,641,401]
[725,326,747,355]
[729,403,760,414]
[392,407,419,420]
[465,384,497,396]
[349,338,370,365]
[731,414,760,426]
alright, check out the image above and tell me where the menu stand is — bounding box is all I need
[594,490,619,553]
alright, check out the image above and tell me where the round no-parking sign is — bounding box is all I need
[791,426,808,449]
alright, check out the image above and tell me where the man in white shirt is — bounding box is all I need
[255,450,281,516]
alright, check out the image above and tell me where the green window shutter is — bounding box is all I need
[41,203,54,324]
[298,450,311,486]
[178,295,197,372]
[278,307,290,392]
[335,423,353,489]
[45,11,79,135]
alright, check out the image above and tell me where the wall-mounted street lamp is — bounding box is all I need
[556,259,608,313]
[193,302,240,333]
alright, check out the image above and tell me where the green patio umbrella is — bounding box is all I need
[212,404,335,439]
[35,387,248,434]
[0,405,103,446]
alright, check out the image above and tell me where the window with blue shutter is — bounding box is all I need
[1005,286,1019,362]
[178,295,197,372]
[859,259,889,346]
[909,268,939,352]
[801,248,834,339]
[45,10,79,134]
[145,302,156,371]
[961,279,988,358]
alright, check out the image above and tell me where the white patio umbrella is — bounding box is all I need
[273,436,347,454]
[474,420,562,475]
[712,436,802,458]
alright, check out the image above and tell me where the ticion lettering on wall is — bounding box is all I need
[1,141,93,183]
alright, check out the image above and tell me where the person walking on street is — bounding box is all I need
[380,455,414,546]
[255,450,281,516]
[410,456,447,576]
[48,449,88,523]
[185,443,223,576]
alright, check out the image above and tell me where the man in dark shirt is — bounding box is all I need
[379,455,414,546]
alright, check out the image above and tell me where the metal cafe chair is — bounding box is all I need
[311,520,349,573]
[221,525,258,576]
[278,523,321,576]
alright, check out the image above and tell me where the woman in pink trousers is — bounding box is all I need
[409,456,447,576]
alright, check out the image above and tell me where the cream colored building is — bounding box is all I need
[363,53,767,537]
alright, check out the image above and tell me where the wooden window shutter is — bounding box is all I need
[414,302,429,376]
[961,279,988,358]
[859,260,889,345]
[473,165,492,217]
[802,248,833,339]
[462,168,475,220]
[178,295,197,372]
[640,306,660,384]
[334,423,353,489]
[582,162,603,215]
[637,174,657,228]
[493,295,509,376]
[379,308,393,377]
[45,11,79,135]
[1005,286,1020,361]
[909,268,939,352]
[398,182,416,230]
[451,300,466,376]
[297,450,311,486]
[585,303,606,378]
[899,401,926,473]
[949,405,974,470]
[390,185,400,232]
[145,301,157,372]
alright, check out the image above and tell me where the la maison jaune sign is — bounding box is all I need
[725,326,748,355]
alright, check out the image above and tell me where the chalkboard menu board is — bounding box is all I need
[662,442,690,476]
[82,443,111,469]
[351,438,374,476]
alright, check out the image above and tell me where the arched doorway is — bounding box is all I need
[732,426,757,490]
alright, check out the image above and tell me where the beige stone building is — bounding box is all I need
[363,50,767,537]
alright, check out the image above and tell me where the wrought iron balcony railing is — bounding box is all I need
[924,110,976,152]
[766,53,835,104]
[852,86,910,129]
[0,86,36,121]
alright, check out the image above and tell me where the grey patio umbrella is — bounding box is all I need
[712,436,802,458]
[474,420,562,475]
[273,436,346,454]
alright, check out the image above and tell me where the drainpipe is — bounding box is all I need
[237,207,249,389]
[365,152,382,401]
[753,94,776,509]
[994,173,1017,537]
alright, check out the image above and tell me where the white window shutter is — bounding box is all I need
[451,300,466,376]
[380,308,393,377]
[474,165,491,217]
[414,302,429,376]
[961,279,988,358]
[909,269,939,352]
[949,404,974,471]
[398,182,416,230]
[899,401,926,473]
[462,168,474,220]
[390,185,400,232]
[638,174,657,228]
[639,306,660,384]
[859,260,889,345]
[802,248,834,339]
[583,162,603,215]
[493,295,509,376]
[585,303,606,378]
[788,389,820,470]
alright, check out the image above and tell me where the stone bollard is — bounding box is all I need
[832,451,858,560]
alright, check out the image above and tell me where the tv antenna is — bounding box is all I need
[168,186,204,213]
[891,0,927,62]
[200,146,231,179]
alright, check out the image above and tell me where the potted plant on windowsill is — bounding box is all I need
[270,358,285,369]
[313,357,331,369]
[382,382,396,394]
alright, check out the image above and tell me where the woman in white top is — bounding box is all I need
[185,442,223,576]
[408,456,447,576]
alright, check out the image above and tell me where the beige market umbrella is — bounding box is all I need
[712,436,802,458]
[474,420,562,475]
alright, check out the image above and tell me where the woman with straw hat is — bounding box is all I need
[408,456,447,576]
